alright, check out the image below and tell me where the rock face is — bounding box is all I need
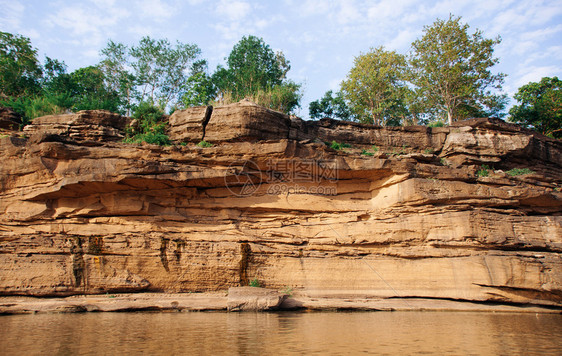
[0,101,561,310]
[0,107,22,131]
[227,287,287,311]
[22,110,130,143]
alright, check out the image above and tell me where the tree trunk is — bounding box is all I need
[447,109,453,126]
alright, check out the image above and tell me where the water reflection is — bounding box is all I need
[1,312,561,355]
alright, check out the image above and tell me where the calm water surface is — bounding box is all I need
[1,311,561,355]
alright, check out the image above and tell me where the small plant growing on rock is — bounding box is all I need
[424,148,434,154]
[281,286,293,296]
[249,278,261,287]
[506,168,535,176]
[197,140,213,148]
[477,165,490,177]
[372,145,379,152]
[428,121,445,127]
[361,149,374,156]
[329,141,352,150]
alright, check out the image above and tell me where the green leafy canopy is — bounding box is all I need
[409,15,507,125]
[509,76,562,138]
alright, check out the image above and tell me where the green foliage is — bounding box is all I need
[249,278,261,288]
[281,286,293,296]
[213,35,301,114]
[341,46,410,125]
[99,37,201,111]
[99,40,135,114]
[0,31,43,98]
[197,140,212,148]
[506,168,535,176]
[181,69,217,107]
[329,141,352,150]
[409,15,506,125]
[372,145,379,152]
[508,77,562,138]
[427,121,445,127]
[309,90,353,120]
[69,66,122,112]
[361,149,374,156]
[477,165,490,177]
[246,81,302,114]
[129,37,201,108]
[0,95,66,125]
[424,148,434,154]
[215,35,287,98]
[125,102,170,145]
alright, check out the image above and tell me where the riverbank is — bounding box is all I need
[1,292,560,314]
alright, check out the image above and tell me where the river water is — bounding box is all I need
[1,311,561,355]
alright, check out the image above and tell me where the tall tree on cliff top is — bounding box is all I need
[509,77,562,138]
[100,37,202,111]
[0,32,42,98]
[341,46,409,125]
[129,36,201,109]
[99,40,135,115]
[212,35,301,114]
[409,15,506,125]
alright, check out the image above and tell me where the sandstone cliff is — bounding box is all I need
[0,100,561,310]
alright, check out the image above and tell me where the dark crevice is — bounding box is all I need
[386,295,562,310]
[201,105,213,141]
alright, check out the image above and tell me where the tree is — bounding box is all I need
[409,15,506,125]
[129,37,201,109]
[341,46,409,125]
[99,40,135,115]
[180,60,217,107]
[215,35,288,99]
[509,77,562,138]
[70,66,121,112]
[212,35,301,114]
[309,90,353,121]
[0,32,42,98]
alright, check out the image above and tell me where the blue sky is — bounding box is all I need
[1,0,561,118]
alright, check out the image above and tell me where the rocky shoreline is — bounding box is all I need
[1,291,561,315]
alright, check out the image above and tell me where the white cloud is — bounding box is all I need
[520,24,562,41]
[512,65,561,90]
[138,0,174,20]
[299,0,333,17]
[0,0,25,28]
[384,29,417,51]
[328,77,343,91]
[336,0,361,24]
[216,0,251,21]
[90,0,116,7]
[367,0,418,21]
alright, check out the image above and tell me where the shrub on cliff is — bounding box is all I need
[309,90,353,121]
[509,77,562,139]
[125,102,170,145]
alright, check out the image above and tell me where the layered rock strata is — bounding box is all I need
[0,101,561,311]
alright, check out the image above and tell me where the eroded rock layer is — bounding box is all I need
[1,101,561,309]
